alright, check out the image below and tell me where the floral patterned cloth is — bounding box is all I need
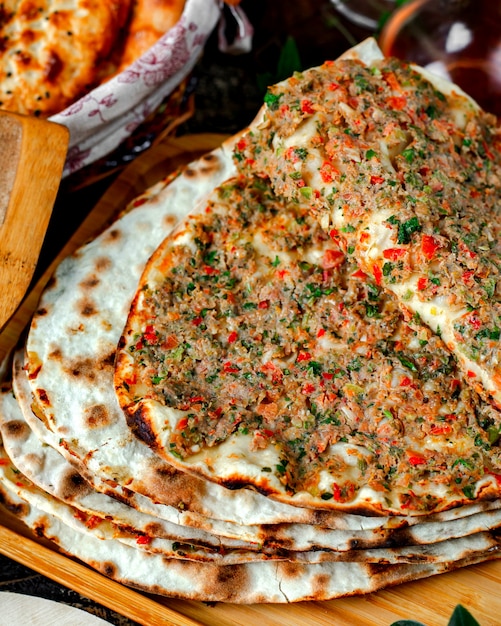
[50,0,228,177]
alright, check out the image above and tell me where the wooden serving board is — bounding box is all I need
[1,134,500,626]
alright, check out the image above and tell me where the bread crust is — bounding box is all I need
[0,0,186,116]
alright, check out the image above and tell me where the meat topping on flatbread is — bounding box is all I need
[236,55,501,409]
[116,175,501,514]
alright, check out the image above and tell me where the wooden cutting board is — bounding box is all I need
[0,134,500,626]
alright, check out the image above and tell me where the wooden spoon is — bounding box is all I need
[0,110,69,329]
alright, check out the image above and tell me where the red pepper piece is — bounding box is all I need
[430,424,452,436]
[137,535,152,545]
[408,454,426,466]
[421,234,440,260]
[383,247,406,261]
[301,99,315,114]
[351,268,368,280]
[332,483,342,501]
[417,277,428,291]
[322,249,345,269]
[372,263,383,286]
[387,95,407,110]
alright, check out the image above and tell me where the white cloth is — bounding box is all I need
[49,0,224,177]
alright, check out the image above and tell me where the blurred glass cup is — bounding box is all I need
[379,0,501,117]
[330,0,398,30]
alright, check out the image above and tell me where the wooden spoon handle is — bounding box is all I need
[0,114,22,225]
[0,111,69,328]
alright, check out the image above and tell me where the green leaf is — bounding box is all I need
[397,354,418,372]
[389,603,480,626]
[276,36,302,83]
[257,36,302,95]
[263,90,282,110]
[397,216,421,244]
[448,605,481,626]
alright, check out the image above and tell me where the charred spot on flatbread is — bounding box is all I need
[127,404,158,448]
[33,518,51,539]
[0,483,29,517]
[311,572,334,598]
[83,404,114,429]
[98,561,118,579]
[279,561,306,580]
[76,297,98,317]
[3,419,29,441]
[48,348,62,361]
[200,563,253,602]
[94,256,113,273]
[223,477,276,497]
[103,229,122,244]
[58,468,93,501]
[36,388,51,408]
[79,275,101,290]
[64,352,115,382]
[162,214,177,230]
[147,460,207,510]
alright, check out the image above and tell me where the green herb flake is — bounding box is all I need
[397,216,421,244]
[397,355,418,372]
[402,148,416,163]
[264,90,282,110]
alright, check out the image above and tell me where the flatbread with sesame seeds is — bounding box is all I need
[0,1,132,116]
[0,0,189,117]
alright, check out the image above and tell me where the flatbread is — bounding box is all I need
[1,366,258,552]
[236,38,501,410]
[1,472,500,602]
[115,171,501,516]
[24,139,388,530]
[112,0,187,75]
[0,1,190,116]
[6,399,501,566]
[0,1,132,116]
[8,37,501,603]
[8,359,501,557]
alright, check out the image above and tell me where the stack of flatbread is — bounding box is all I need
[1,38,501,604]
